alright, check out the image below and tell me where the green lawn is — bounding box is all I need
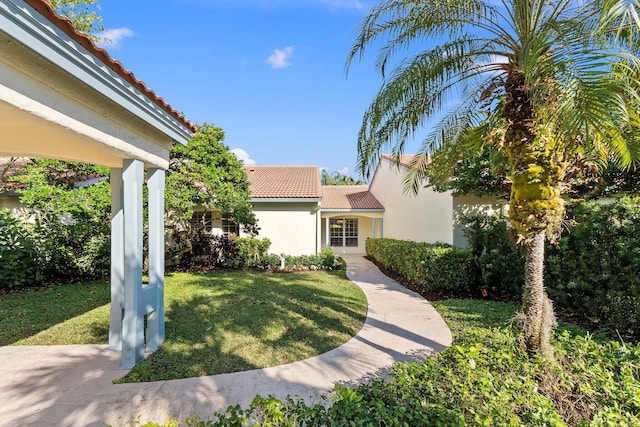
[0,269,367,382]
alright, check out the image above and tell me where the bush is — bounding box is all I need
[0,210,43,288]
[281,248,340,271]
[462,197,640,341]
[176,232,240,269]
[366,238,475,295]
[546,197,640,340]
[462,214,525,300]
[235,237,271,267]
[140,327,640,426]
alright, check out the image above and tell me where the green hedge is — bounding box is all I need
[0,210,43,288]
[546,197,640,340]
[366,238,475,295]
[463,197,640,341]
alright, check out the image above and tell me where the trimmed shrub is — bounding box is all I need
[546,197,640,340]
[0,210,43,288]
[462,197,640,340]
[177,232,240,269]
[235,237,271,268]
[281,248,340,271]
[463,214,525,300]
[366,238,475,295]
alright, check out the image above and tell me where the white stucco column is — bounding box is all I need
[118,159,145,369]
[325,217,330,247]
[380,218,384,238]
[145,168,165,351]
[371,218,376,238]
[316,204,322,254]
[108,168,124,351]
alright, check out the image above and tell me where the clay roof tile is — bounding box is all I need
[246,166,322,199]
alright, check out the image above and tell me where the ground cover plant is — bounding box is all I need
[141,299,639,426]
[0,269,367,382]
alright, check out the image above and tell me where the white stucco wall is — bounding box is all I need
[369,160,454,245]
[251,201,320,256]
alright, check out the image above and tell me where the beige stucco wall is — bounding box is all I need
[452,194,506,247]
[369,160,454,245]
[251,201,320,256]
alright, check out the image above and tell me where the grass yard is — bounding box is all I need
[0,268,367,382]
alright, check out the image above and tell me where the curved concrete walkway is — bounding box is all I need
[0,255,452,427]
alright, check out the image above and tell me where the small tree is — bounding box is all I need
[166,123,258,237]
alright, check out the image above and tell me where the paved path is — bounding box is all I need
[0,254,452,427]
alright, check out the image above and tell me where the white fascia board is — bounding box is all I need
[0,0,192,145]
[250,198,322,203]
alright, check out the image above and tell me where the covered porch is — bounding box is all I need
[320,185,385,254]
[0,0,196,367]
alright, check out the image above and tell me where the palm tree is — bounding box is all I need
[321,169,366,185]
[347,0,640,356]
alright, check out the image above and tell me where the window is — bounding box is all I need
[190,211,238,236]
[222,213,239,236]
[191,212,213,233]
[329,218,358,247]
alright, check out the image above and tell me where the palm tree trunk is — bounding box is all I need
[521,230,556,357]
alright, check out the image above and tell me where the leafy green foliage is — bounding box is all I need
[426,144,510,197]
[366,238,475,295]
[50,0,104,36]
[0,210,43,288]
[463,197,640,341]
[463,214,525,300]
[166,124,258,236]
[173,232,241,270]
[235,237,272,268]
[135,300,640,426]
[281,248,340,271]
[17,159,111,280]
[546,197,640,341]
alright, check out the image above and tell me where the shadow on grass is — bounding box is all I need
[0,280,110,346]
[118,269,367,382]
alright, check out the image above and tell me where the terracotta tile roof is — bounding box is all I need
[321,185,384,210]
[381,154,432,169]
[24,0,197,134]
[246,166,322,199]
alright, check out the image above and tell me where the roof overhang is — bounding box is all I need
[250,198,322,203]
[321,208,385,213]
[0,0,195,169]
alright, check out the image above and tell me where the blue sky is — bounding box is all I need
[96,0,397,179]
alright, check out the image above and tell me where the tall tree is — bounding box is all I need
[347,0,640,356]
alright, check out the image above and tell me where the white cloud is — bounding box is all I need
[231,148,256,166]
[338,166,349,175]
[96,27,134,49]
[265,46,294,69]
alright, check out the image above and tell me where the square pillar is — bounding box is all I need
[108,168,124,351]
[146,168,165,351]
[118,159,145,369]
